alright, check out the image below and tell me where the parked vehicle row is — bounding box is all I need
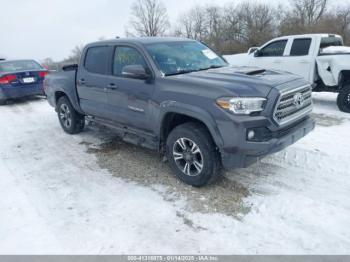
[0,59,48,105]
[44,37,315,187]
[224,34,350,113]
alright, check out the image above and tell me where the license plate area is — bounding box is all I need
[22,77,36,84]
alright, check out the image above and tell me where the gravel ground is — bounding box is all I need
[82,124,250,218]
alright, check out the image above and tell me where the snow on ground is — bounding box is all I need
[0,93,349,254]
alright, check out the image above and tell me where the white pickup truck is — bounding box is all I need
[224,34,350,112]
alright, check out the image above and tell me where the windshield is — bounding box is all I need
[0,60,42,73]
[145,41,227,76]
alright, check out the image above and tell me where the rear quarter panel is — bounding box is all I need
[316,55,350,86]
[45,70,83,113]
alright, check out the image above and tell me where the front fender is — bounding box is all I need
[158,101,224,148]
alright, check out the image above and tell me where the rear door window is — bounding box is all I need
[84,46,109,74]
[259,40,287,57]
[290,38,312,56]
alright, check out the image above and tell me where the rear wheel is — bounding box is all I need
[57,96,85,134]
[337,84,350,113]
[166,122,221,187]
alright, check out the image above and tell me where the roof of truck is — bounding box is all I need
[87,37,196,46]
[273,33,342,40]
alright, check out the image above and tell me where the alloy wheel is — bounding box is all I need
[172,137,204,177]
[59,104,72,128]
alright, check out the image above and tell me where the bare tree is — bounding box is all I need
[170,0,350,54]
[41,58,57,71]
[293,0,328,25]
[64,45,84,64]
[175,6,208,40]
[336,7,350,44]
[219,2,278,53]
[174,2,278,54]
[44,45,83,69]
[238,2,278,47]
[127,0,170,37]
[205,5,225,49]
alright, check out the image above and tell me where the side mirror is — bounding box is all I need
[122,65,150,80]
[254,49,261,57]
[248,47,258,54]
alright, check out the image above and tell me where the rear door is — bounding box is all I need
[249,39,288,70]
[281,38,314,83]
[105,45,155,132]
[77,46,110,118]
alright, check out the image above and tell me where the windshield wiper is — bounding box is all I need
[165,65,225,76]
[197,65,225,71]
[165,69,198,76]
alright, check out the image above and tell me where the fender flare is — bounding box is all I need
[158,101,224,148]
[54,88,84,115]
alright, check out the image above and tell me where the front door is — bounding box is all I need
[106,45,155,133]
[250,39,288,71]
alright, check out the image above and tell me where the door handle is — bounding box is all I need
[107,83,118,90]
[300,60,309,64]
[78,79,86,85]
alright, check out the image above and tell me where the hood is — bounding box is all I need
[168,66,303,97]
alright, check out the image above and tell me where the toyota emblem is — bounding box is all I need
[293,93,305,108]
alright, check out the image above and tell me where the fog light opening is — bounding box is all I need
[247,130,255,140]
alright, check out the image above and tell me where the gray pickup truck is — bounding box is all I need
[45,37,315,187]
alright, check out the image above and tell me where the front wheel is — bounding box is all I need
[166,122,221,187]
[57,96,85,134]
[337,84,350,113]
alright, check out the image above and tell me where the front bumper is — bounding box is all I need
[221,116,315,169]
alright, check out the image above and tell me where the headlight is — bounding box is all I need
[216,97,266,114]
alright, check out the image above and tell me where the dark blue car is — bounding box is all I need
[0,59,48,105]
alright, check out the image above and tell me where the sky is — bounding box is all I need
[0,0,339,62]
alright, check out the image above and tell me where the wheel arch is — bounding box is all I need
[340,70,350,88]
[159,102,224,151]
[55,91,67,104]
[53,89,84,115]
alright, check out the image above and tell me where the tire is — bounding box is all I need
[337,84,350,113]
[57,96,85,134]
[166,122,221,187]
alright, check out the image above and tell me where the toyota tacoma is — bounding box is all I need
[45,37,315,187]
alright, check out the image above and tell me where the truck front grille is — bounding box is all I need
[273,85,313,126]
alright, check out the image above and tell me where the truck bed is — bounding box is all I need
[45,68,81,112]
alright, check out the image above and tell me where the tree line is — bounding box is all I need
[127,0,350,54]
[42,0,350,69]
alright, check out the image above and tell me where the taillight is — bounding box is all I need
[0,75,17,84]
[38,71,48,78]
